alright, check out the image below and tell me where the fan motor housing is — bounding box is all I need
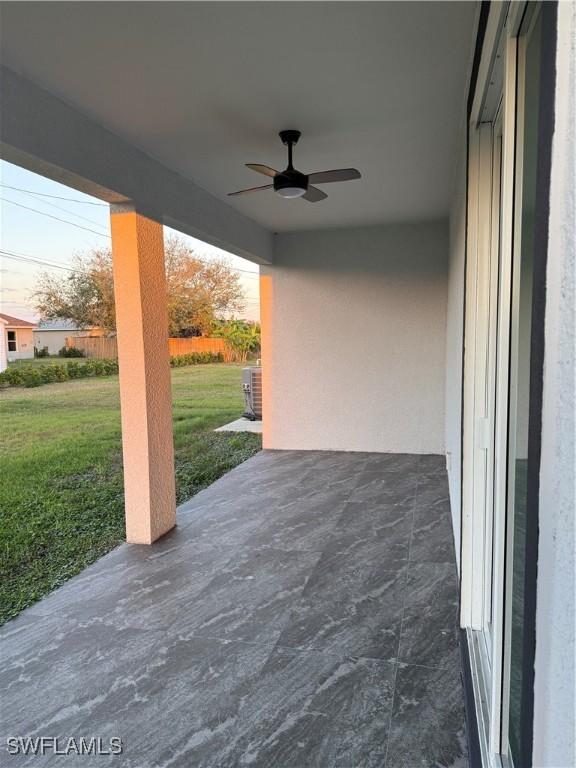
[279,129,301,146]
[274,169,308,194]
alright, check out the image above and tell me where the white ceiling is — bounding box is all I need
[1,2,478,233]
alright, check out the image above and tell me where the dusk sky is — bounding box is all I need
[0,160,260,324]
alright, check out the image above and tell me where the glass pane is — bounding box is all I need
[508,7,543,764]
[486,121,503,657]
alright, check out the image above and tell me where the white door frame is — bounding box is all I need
[462,1,510,633]
[461,2,530,764]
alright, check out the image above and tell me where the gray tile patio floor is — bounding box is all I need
[1,450,467,767]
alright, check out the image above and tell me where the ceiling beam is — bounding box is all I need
[0,66,273,265]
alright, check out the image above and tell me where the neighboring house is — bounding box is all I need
[33,319,105,356]
[0,316,8,372]
[0,3,573,768]
[0,312,37,361]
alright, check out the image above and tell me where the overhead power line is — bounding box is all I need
[4,187,110,230]
[0,249,76,273]
[1,249,259,312]
[1,192,262,275]
[0,183,108,206]
[0,197,112,238]
[1,243,259,280]
[225,265,259,277]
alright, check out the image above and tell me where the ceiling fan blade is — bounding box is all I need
[246,163,279,178]
[307,168,361,184]
[227,184,273,197]
[302,185,328,203]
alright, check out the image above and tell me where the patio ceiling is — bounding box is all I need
[1,1,477,233]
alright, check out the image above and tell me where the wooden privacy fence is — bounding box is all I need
[67,335,232,360]
[167,337,230,359]
[66,336,118,359]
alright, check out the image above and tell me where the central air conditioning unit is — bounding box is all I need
[242,366,262,421]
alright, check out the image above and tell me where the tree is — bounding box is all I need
[34,235,245,336]
[213,319,261,363]
[34,249,115,331]
[163,236,244,336]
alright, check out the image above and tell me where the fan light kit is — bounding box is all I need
[228,130,361,203]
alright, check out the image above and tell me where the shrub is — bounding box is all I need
[0,359,119,389]
[66,362,83,378]
[82,359,119,377]
[58,346,85,358]
[39,365,68,384]
[21,369,44,388]
[34,346,50,358]
[0,351,222,389]
[170,352,223,367]
[102,359,119,375]
[0,367,27,387]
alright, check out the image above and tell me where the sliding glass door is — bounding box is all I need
[505,6,543,766]
[463,3,551,765]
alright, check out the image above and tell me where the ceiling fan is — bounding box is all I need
[228,130,361,203]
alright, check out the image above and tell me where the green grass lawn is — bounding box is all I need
[0,364,261,624]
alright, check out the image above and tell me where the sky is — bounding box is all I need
[0,160,260,324]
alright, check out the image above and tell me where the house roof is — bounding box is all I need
[35,319,82,331]
[0,313,37,328]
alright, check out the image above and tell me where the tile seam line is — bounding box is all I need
[383,469,420,768]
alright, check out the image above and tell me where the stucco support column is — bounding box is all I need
[259,272,273,449]
[110,206,176,544]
